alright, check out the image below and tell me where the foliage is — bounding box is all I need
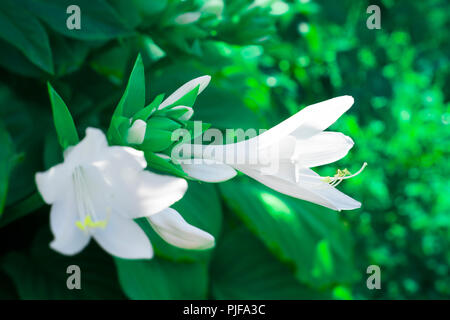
[0,0,448,300]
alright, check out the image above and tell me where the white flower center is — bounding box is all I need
[72,166,109,232]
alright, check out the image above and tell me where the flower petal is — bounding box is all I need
[93,212,153,259]
[292,131,354,167]
[180,159,237,182]
[49,190,91,255]
[158,75,211,109]
[171,106,194,120]
[127,119,147,145]
[236,162,361,211]
[255,96,354,148]
[35,163,69,204]
[148,208,215,250]
[133,171,188,217]
[64,128,109,165]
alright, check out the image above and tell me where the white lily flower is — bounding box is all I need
[35,128,214,259]
[181,96,366,211]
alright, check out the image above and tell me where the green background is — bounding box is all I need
[0,0,449,299]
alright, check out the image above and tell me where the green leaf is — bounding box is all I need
[211,227,330,299]
[219,179,356,287]
[132,93,165,122]
[141,128,173,152]
[123,54,146,117]
[108,54,146,140]
[144,152,187,178]
[147,117,181,131]
[2,227,126,299]
[115,256,208,299]
[25,0,131,41]
[0,192,43,228]
[138,181,222,262]
[47,83,79,150]
[164,85,200,109]
[0,0,53,73]
[107,115,130,146]
[0,123,15,216]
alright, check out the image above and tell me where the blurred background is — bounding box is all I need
[0,0,448,299]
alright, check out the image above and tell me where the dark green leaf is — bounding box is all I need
[219,179,356,287]
[0,0,53,73]
[2,227,126,299]
[47,83,79,149]
[211,227,330,299]
[115,256,208,299]
[0,123,15,216]
[26,0,131,40]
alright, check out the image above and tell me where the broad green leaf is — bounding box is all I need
[0,124,15,216]
[25,0,131,40]
[47,83,79,149]
[137,181,222,262]
[0,0,53,73]
[211,227,330,299]
[115,256,208,300]
[219,179,356,287]
[2,228,126,299]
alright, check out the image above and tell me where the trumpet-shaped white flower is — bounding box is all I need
[181,96,366,211]
[35,128,214,259]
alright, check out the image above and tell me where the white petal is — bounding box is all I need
[254,96,354,148]
[49,190,91,255]
[236,162,361,211]
[104,146,147,170]
[148,208,215,250]
[292,132,354,167]
[158,75,211,109]
[90,151,183,219]
[132,171,188,217]
[93,213,153,259]
[35,163,69,204]
[127,119,147,145]
[64,127,109,164]
[181,159,237,182]
[171,106,194,120]
[296,168,361,210]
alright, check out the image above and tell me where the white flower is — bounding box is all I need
[35,128,214,259]
[181,96,366,211]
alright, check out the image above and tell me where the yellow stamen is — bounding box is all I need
[75,215,108,231]
[322,162,367,187]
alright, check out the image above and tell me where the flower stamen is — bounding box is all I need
[322,162,367,187]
